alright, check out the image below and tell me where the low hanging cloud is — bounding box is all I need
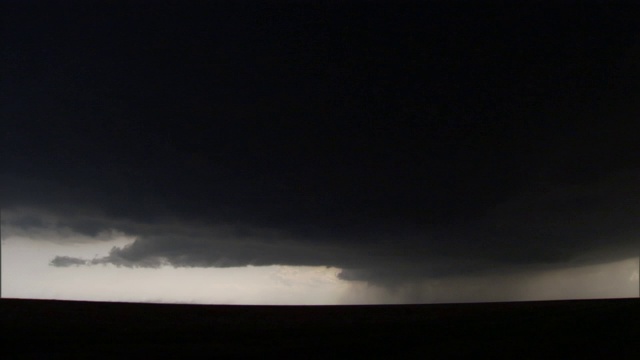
[3,170,633,288]
[341,257,639,304]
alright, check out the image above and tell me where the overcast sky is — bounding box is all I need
[2,0,638,304]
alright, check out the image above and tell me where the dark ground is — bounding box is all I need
[2,298,638,358]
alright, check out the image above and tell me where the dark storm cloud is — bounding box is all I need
[3,1,639,284]
[471,171,640,260]
[13,170,640,283]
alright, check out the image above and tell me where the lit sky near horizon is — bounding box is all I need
[2,232,637,304]
[2,1,639,305]
[1,235,351,305]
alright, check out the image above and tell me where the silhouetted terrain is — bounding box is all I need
[2,298,638,358]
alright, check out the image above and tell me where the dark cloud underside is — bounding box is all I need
[2,1,639,283]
